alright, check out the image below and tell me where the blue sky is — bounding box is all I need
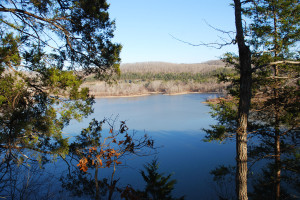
[108,0,238,64]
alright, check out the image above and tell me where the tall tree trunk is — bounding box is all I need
[273,55,281,200]
[272,5,281,199]
[273,63,281,200]
[234,0,252,199]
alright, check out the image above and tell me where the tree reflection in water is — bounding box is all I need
[0,118,183,199]
[0,161,57,199]
[210,143,300,200]
[0,155,185,199]
[61,159,184,200]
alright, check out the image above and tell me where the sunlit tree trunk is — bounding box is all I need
[272,5,281,199]
[273,61,281,200]
[234,0,252,199]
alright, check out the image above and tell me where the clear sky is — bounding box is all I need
[107,0,238,64]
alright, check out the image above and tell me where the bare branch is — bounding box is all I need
[269,61,300,65]
[169,34,235,49]
[267,76,289,79]
[249,154,276,170]
[252,60,300,72]
[169,19,237,49]
[203,19,236,40]
[252,49,276,55]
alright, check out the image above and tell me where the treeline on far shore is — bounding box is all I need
[82,61,234,97]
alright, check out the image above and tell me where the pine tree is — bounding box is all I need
[205,0,299,199]
[140,160,184,200]
[0,0,121,166]
[245,1,300,199]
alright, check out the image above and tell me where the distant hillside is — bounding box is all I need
[120,60,226,74]
[2,60,230,97]
[82,60,231,97]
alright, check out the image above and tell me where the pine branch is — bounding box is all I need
[0,7,73,50]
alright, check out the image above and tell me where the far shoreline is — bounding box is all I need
[92,91,221,99]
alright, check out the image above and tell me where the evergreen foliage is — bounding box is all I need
[85,65,234,84]
[140,160,184,200]
[0,0,121,166]
[206,0,300,198]
[118,68,233,83]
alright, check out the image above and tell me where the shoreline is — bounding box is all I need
[93,93,156,98]
[92,91,220,99]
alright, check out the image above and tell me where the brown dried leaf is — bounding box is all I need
[115,161,122,165]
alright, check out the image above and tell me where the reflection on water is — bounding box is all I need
[64,93,220,133]
[64,94,236,199]
[1,94,236,199]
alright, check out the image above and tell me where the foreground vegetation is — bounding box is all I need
[205,0,300,199]
[1,0,299,199]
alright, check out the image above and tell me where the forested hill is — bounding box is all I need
[83,60,232,97]
[120,60,226,74]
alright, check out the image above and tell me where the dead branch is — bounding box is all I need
[252,60,300,72]
[169,34,235,49]
[169,20,236,49]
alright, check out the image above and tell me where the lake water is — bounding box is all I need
[62,93,236,200]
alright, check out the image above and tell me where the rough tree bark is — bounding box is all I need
[272,6,281,199]
[233,0,252,199]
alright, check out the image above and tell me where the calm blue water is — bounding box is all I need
[65,93,219,133]
[63,93,236,200]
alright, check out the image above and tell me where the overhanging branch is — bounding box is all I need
[169,34,235,49]
[252,60,300,72]
[169,19,236,49]
[0,7,73,50]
